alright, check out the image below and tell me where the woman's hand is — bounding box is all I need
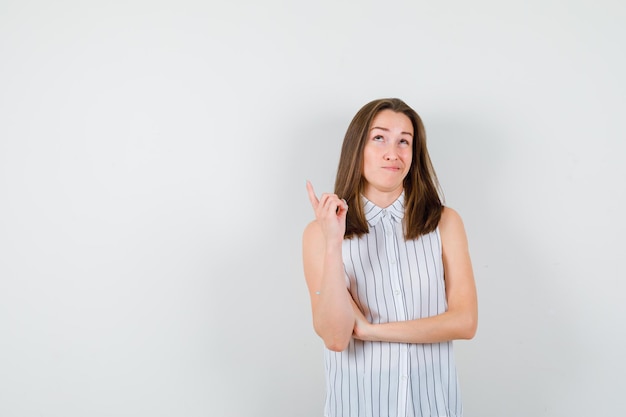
[306,181,348,244]
[351,297,373,341]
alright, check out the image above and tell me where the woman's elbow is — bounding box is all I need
[313,317,354,351]
[318,331,352,352]
[325,338,351,352]
[459,314,478,340]
[314,325,352,351]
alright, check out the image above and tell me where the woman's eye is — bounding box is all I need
[373,135,384,141]
[400,139,411,145]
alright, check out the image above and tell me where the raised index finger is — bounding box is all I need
[306,180,319,209]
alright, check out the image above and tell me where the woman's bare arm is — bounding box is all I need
[352,206,478,344]
[302,181,354,351]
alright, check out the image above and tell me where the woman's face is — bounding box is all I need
[362,109,413,201]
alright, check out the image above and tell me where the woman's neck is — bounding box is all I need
[362,187,403,208]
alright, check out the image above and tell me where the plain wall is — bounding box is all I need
[1,1,625,416]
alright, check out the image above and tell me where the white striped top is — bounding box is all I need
[324,193,461,417]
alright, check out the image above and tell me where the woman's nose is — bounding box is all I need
[384,149,398,160]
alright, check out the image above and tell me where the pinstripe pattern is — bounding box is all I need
[324,193,462,417]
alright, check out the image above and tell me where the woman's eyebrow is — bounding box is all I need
[370,126,413,137]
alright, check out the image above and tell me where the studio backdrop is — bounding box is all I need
[1,1,624,416]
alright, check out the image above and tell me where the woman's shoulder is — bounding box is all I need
[438,206,469,246]
[302,219,323,242]
[438,206,466,235]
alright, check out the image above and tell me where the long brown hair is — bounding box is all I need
[334,98,443,240]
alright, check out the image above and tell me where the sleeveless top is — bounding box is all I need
[323,193,462,417]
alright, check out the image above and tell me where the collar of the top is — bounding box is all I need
[363,192,405,227]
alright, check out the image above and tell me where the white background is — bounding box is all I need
[1,1,625,416]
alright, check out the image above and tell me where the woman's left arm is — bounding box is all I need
[352,207,478,344]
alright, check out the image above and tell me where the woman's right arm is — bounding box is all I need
[302,181,355,352]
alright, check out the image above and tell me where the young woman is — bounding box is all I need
[302,98,477,417]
